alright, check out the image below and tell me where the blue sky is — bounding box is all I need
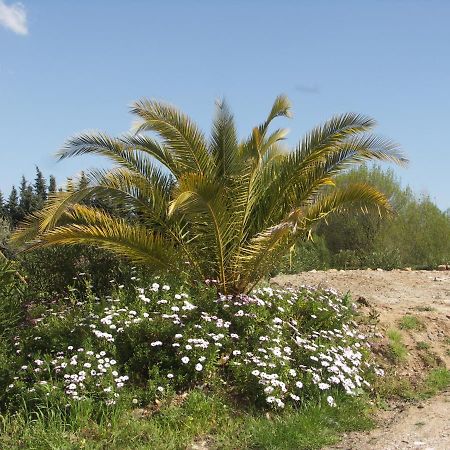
[0,0,449,209]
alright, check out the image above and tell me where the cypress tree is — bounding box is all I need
[34,166,47,208]
[78,171,89,189]
[48,175,57,194]
[19,176,35,220]
[0,191,5,218]
[7,186,20,225]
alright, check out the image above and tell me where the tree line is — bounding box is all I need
[0,168,56,227]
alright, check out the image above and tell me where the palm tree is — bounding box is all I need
[12,96,406,294]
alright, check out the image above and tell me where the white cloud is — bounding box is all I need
[0,1,28,35]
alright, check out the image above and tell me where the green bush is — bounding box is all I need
[3,277,383,417]
[0,256,26,339]
[17,245,149,299]
[331,248,402,270]
[376,197,450,268]
[315,165,450,271]
[276,237,330,274]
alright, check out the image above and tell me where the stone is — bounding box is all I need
[437,264,447,271]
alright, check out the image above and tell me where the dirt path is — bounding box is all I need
[329,389,450,450]
[272,269,450,450]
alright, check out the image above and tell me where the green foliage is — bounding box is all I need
[387,328,408,363]
[1,277,382,422]
[33,166,47,209]
[0,218,11,257]
[331,248,402,270]
[318,165,407,254]
[246,396,373,450]
[276,236,331,274]
[377,196,450,268]
[0,390,373,450]
[421,368,450,397]
[18,245,140,298]
[416,341,430,350]
[2,168,57,227]
[311,164,450,271]
[374,367,450,404]
[399,315,424,331]
[12,97,405,293]
[373,374,416,401]
[0,275,384,447]
[6,186,20,226]
[0,255,26,339]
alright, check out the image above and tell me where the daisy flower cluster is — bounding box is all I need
[5,277,383,411]
[7,347,128,407]
[77,281,381,408]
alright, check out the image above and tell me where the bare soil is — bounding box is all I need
[272,269,450,450]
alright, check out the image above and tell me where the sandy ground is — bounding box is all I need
[272,269,450,450]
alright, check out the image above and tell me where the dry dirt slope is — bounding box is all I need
[272,269,450,450]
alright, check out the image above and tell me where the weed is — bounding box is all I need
[420,368,450,398]
[374,375,416,401]
[387,329,408,363]
[399,315,424,331]
[414,306,435,312]
[416,341,430,350]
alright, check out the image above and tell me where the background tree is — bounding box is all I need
[7,186,20,226]
[34,167,47,209]
[48,175,57,194]
[18,176,35,223]
[0,191,6,219]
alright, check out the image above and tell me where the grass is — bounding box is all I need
[398,315,424,331]
[0,391,374,450]
[374,375,416,401]
[387,328,408,363]
[374,368,450,403]
[416,341,430,350]
[413,305,435,312]
[420,368,450,398]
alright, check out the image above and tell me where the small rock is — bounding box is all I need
[376,268,383,272]
[437,264,447,271]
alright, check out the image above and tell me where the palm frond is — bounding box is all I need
[131,99,213,175]
[302,182,393,222]
[26,205,175,269]
[209,99,239,179]
[123,133,180,176]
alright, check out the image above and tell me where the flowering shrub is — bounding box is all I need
[3,277,384,413]
[6,348,128,408]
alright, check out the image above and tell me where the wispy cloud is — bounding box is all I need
[0,1,28,35]
[294,84,320,94]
